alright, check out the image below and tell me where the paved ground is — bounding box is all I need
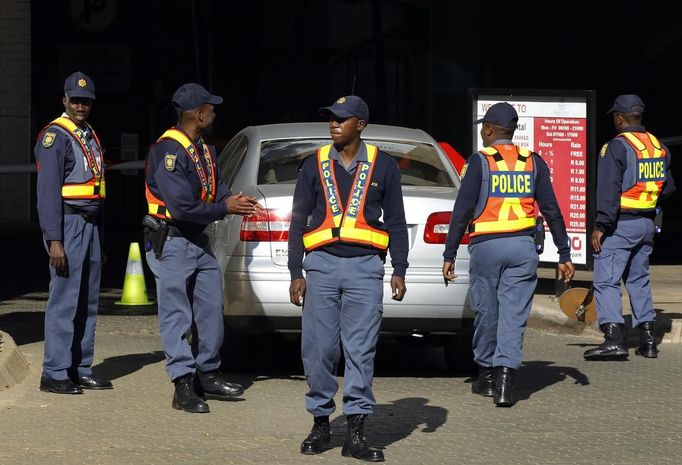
[1,290,681,465]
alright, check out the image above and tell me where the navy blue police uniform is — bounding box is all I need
[443,102,571,406]
[35,71,113,393]
[289,96,408,460]
[144,83,245,413]
[584,95,676,361]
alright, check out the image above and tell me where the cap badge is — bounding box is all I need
[42,132,56,148]
[165,154,177,171]
[77,78,87,88]
[336,97,347,104]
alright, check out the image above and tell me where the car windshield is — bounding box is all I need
[258,138,455,187]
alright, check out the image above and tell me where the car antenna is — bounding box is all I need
[350,74,357,96]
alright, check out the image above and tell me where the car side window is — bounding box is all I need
[218,135,248,189]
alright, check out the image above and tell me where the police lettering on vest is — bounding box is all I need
[469,145,536,236]
[303,144,389,251]
[146,128,217,220]
[637,159,666,182]
[618,132,667,210]
[38,116,106,202]
[490,171,533,197]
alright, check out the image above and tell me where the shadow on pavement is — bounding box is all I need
[92,351,165,381]
[516,360,590,402]
[322,397,447,451]
[0,311,45,346]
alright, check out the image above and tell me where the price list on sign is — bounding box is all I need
[534,117,587,234]
[473,95,591,265]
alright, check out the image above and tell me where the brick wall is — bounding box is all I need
[0,0,31,221]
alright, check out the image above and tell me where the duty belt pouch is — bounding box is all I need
[534,216,545,254]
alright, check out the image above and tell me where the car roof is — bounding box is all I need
[241,123,438,144]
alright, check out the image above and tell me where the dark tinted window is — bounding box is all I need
[218,135,248,188]
[257,138,454,187]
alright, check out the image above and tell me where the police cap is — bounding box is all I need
[320,95,370,122]
[473,102,518,129]
[607,94,645,114]
[64,71,96,100]
[172,83,223,113]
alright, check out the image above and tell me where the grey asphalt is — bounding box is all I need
[0,269,681,465]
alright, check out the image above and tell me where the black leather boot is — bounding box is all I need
[583,323,629,361]
[635,321,659,358]
[341,414,384,462]
[471,366,495,397]
[493,366,515,407]
[172,374,209,413]
[300,416,331,455]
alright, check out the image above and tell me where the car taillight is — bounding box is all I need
[423,211,470,244]
[240,209,291,242]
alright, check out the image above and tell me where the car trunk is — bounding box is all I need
[257,184,467,270]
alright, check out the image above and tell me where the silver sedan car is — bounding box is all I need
[207,123,474,371]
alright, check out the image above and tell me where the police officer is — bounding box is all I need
[35,71,112,394]
[144,83,262,413]
[584,95,675,361]
[442,102,574,407]
[289,96,408,461]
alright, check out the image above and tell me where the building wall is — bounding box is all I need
[0,0,31,221]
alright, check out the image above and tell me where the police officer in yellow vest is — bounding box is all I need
[35,71,112,394]
[442,102,574,407]
[144,83,262,413]
[289,96,408,461]
[584,95,675,361]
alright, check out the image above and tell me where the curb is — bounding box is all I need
[529,297,682,343]
[528,298,602,338]
[0,331,31,390]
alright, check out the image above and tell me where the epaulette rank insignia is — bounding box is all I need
[600,143,608,158]
[42,132,56,148]
[165,154,177,171]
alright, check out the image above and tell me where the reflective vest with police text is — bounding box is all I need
[303,144,389,251]
[469,144,536,237]
[145,128,217,220]
[617,132,666,210]
[40,116,105,202]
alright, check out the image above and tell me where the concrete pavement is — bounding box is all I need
[0,301,681,465]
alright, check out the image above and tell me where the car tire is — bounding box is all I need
[443,334,476,375]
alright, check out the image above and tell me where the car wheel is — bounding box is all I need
[443,334,476,375]
[220,325,249,371]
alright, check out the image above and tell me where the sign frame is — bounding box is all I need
[469,88,596,270]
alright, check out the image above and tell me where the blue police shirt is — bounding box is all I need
[595,125,676,233]
[443,139,571,263]
[145,127,231,234]
[35,117,102,241]
[288,142,409,280]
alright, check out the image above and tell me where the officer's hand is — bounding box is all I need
[225,192,264,216]
[390,276,406,301]
[591,230,604,253]
[558,261,574,283]
[442,261,456,286]
[289,278,306,307]
[49,240,68,277]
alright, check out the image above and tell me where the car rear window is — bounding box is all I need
[258,138,454,187]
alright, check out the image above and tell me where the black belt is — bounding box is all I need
[168,225,205,240]
[64,204,99,223]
